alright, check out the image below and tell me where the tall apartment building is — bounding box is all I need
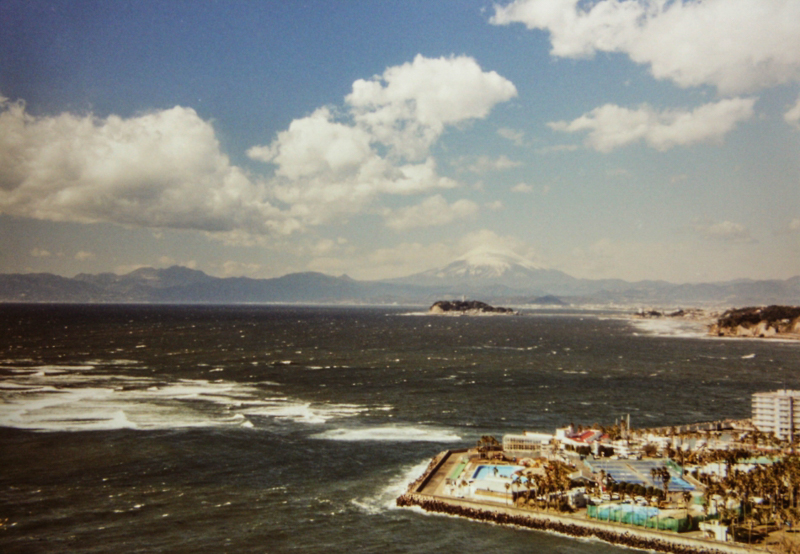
[752,390,800,440]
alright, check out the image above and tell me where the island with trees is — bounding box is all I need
[428,300,517,315]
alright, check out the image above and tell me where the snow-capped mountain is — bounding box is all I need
[386,249,578,294]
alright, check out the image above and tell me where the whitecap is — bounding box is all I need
[311,425,461,443]
[627,317,709,339]
[353,459,432,514]
[0,370,375,432]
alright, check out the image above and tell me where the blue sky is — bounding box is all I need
[1,0,798,283]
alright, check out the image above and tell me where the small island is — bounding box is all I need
[428,300,517,315]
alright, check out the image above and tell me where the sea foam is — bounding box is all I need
[352,459,432,514]
[0,364,380,432]
[312,425,461,443]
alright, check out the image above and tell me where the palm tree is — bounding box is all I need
[658,466,671,503]
[682,491,692,521]
[524,475,533,505]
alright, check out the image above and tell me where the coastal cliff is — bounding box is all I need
[428,300,516,315]
[709,305,800,339]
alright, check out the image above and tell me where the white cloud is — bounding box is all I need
[156,255,196,268]
[308,229,542,280]
[247,55,514,227]
[454,229,541,262]
[30,248,51,258]
[74,251,95,261]
[785,97,800,129]
[492,0,800,95]
[511,182,533,193]
[497,127,526,146]
[0,98,294,236]
[459,154,522,173]
[2,56,515,239]
[219,260,262,277]
[789,218,800,232]
[692,220,756,243]
[247,107,375,180]
[548,98,755,152]
[384,195,479,230]
[346,54,518,160]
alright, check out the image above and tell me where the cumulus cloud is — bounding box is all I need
[74,251,96,261]
[511,182,533,193]
[497,127,526,146]
[0,97,294,236]
[1,56,515,238]
[30,248,51,258]
[249,55,515,227]
[548,98,756,152]
[458,154,521,173]
[692,220,756,243]
[492,0,800,95]
[785,97,800,129]
[790,218,800,232]
[247,107,375,181]
[384,195,479,230]
[346,54,518,160]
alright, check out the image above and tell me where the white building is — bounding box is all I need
[503,431,552,454]
[752,390,800,440]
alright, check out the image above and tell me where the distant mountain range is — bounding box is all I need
[2,251,798,307]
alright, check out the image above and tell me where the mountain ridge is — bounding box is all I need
[2,254,798,306]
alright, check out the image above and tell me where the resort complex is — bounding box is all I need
[399,390,800,553]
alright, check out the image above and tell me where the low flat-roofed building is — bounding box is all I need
[503,431,552,454]
[752,390,800,440]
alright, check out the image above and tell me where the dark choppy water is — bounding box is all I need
[1,304,798,552]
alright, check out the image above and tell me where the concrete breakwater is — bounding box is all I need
[396,493,758,554]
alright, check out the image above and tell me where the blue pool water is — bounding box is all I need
[472,464,523,480]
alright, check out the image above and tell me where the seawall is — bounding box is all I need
[398,450,761,554]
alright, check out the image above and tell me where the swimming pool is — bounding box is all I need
[471,464,523,480]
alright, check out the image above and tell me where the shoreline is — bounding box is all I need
[396,493,757,554]
[398,450,762,554]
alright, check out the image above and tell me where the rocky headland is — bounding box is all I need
[709,305,800,339]
[428,300,516,315]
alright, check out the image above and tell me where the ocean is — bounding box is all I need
[1,304,798,553]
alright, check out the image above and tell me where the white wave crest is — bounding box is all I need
[352,459,432,514]
[628,317,709,339]
[0,368,381,432]
[312,425,461,442]
[242,401,369,424]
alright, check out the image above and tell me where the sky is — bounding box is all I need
[1,0,799,284]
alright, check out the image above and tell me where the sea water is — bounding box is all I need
[0,304,798,553]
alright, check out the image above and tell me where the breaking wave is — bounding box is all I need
[627,317,709,339]
[311,425,461,442]
[0,363,383,432]
[352,459,431,514]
